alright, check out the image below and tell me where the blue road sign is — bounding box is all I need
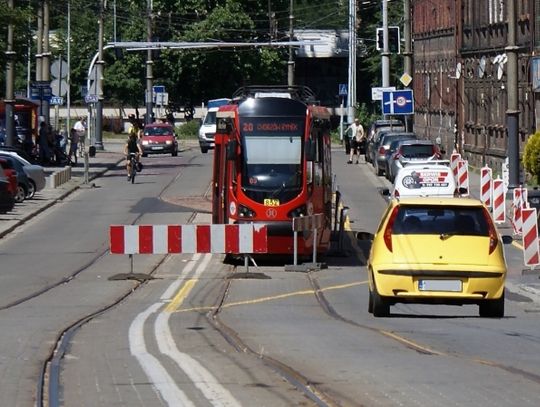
[153,85,165,93]
[339,83,348,96]
[50,96,64,105]
[381,89,414,115]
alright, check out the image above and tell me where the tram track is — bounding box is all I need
[37,156,203,407]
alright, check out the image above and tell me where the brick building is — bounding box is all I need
[411,0,534,171]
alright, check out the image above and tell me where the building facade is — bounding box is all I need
[412,0,534,172]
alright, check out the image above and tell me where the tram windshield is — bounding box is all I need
[240,117,305,203]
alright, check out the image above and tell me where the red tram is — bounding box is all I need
[212,86,333,255]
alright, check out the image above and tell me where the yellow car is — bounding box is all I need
[367,197,509,318]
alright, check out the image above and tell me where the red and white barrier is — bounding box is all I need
[450,152,461,179]
[480,166,492,208]
[511,187,527,235]
[521,207,540,267]
[457,159,469,196]
[110,224,268,255]
[492,178,506,223]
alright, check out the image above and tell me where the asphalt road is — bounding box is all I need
[1,143,540,406]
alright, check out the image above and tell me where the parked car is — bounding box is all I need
[365,119,405,164]
[373,132,417,176]
[384,137,418,181]
[0,165,15,213]
[367,197,510,318]
[0,156,31,202]
[0,154,34,198]
[141,122,178,157]
[0,157,20,202]
[388,140,442,180]
[0,145,38,164]
[0,150,47,196]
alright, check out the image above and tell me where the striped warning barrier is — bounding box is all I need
[110,224,268,254]
[480,166,492,208]
[292,213,324,231]
[457,159,469,196]
[521,207,540,267]
[492,178,506,223]
[450,152,461,179]
[511,187,526,235]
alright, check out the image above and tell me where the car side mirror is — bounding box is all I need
[501,235,513,244]
[381,188,390,196]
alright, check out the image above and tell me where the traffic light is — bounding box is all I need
[376,26,401,54]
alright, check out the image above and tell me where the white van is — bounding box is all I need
[198,98,231,153]
[391,162,460,198]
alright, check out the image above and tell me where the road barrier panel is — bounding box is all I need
[511,187,527,235]
[109,224,268,276]
[285,213,327,272]
[48,166,72,188]
[450,152,461,179]
[521,207,540,268]
[457,159,469,196]
[480,166,492,208]
[492,178,506,224]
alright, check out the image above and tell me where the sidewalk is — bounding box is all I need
[0,140,125,239]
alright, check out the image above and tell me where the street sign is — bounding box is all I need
[371,86,396,101]
[153,85,165,93]
[532,57,540,92]
[400,73,412,87]
[51,79,68,97]
[85,94,99,104]
[51,59,68,79]
[154,92,169,106]
[30,82,52,101]
[50,96,64,105]
[381,89,414,115]
[338,83,347,96]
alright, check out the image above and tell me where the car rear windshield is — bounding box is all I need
[392,205,490,236]
[145,126,173,136]
[400,144,435,157]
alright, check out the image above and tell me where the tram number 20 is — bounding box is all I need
[243,123,254,132]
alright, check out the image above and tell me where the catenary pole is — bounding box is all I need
[506,0,520,189]
[4,0,15,147]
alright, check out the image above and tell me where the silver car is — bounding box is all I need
[388,140,442,183]
[0,151,46,197]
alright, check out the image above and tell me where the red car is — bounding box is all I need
[0,159,16,212]
[0,157,19,198]
[141,122,179,157]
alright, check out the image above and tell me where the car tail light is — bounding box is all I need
[483,208,498,254]
[393,153,401,160]
[383,206,400,252]
[378,146,386,154]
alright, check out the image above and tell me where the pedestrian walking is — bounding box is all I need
[346,118,365,164]
[67,128,79,165]
[38,121,51,165]
[74,117,86,157]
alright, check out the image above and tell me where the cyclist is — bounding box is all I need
[124,132,143,181]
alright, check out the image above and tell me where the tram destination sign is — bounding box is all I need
[240,118,304,134]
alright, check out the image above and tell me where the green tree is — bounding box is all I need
[522,131,540,184]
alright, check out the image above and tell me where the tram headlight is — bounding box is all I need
[238,204,255,218]
[288,205,307,218]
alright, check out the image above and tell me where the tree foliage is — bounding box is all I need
[1,0,399,114]
[523,131,540,183]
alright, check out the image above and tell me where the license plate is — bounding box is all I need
[151,146,164,150]
[264,198,280,207]
[418,280,462,292]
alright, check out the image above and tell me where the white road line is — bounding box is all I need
[130,253,241,406]
[129,302,195,406]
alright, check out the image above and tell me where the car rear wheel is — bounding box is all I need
[14,184,27,203]
[201,147,208,154]
[479,292,504,318]
[372,287,390,317]
[26,180,36,199]
[172,149,178,157]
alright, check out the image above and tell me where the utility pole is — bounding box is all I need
[403,0,412,80]
[381,0,390,87]
[95,0,105,150]
[287,0,294,86]
[4,0,15,147]
[347,0,357,124]
[146,0,154,124]
[506,0,520,189]
[42,0,51,125]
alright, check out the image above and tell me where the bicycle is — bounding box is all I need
[127,153,138,183]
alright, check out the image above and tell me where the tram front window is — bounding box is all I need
[242,134,303,203]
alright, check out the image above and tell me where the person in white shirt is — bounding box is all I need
[346,118,365,164]
[73,117,86,157]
